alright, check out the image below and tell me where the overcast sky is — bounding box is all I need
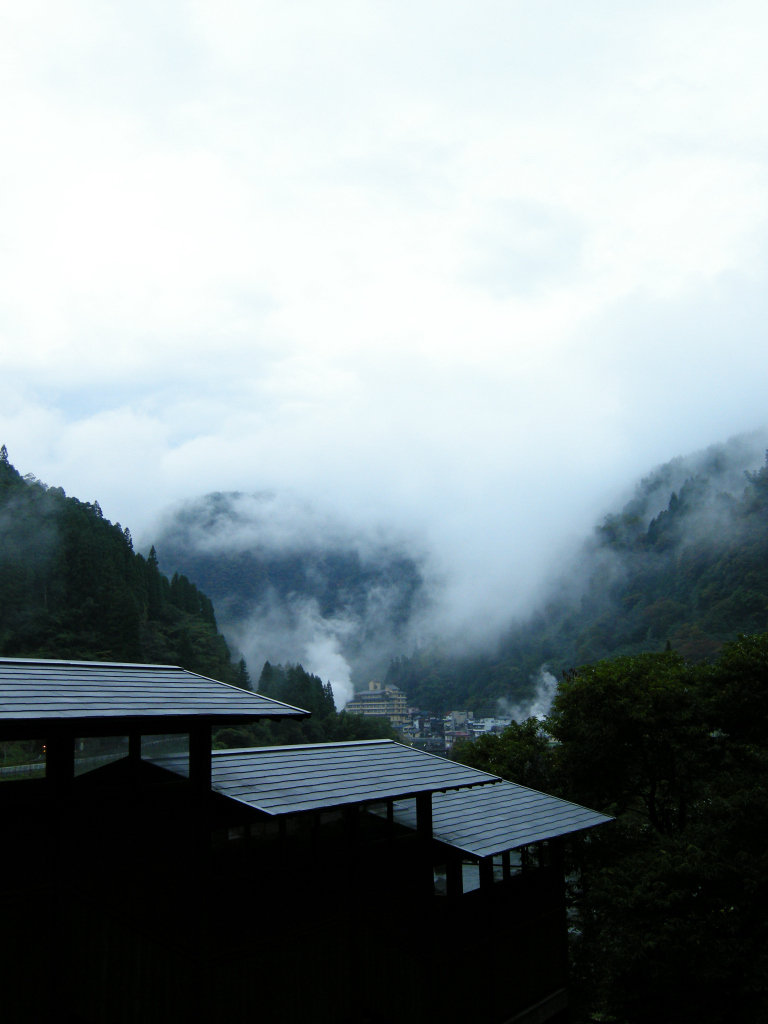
[2,1,768,633]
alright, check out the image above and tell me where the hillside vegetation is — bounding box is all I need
[455,638,768,1024]
[0,446,245,684]
[388,434,768,714]
[0,448,395,747]
[151,490,426,686]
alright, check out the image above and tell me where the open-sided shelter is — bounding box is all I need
[0,657,610,1024]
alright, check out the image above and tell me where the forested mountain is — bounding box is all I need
[0,447,245,685]
[151,490,426,688]
[387,431,768,714]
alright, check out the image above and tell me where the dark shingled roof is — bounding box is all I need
[156,740,501,813]
[0,658,307,723]
[386,779,613,857]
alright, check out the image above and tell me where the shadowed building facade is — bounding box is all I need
[0,657,609,1024]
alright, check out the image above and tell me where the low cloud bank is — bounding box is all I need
[148,430,768,711]
[150,491,431,708]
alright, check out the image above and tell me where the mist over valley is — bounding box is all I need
[148,428,768,717]
[151,491,429,707]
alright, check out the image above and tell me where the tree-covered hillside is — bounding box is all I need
[387,434,768,714]
[151,490,426,686]
[454,638,768,1023]
[0,447,245,685]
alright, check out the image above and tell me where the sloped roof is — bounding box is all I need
[155,740,501,813]
[0,658,307,723]
[387,779,612,857]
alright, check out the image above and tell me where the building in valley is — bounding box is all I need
[345,680,410,728]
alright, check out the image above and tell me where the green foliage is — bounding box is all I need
[454,641,768,1024]
[390,442,768,714]
[213,661,398,749]
[258,661,336,719]
[0,449,242,684]
[452,718,554,792]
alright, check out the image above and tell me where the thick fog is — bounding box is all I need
[151,490,433,706]
[2,3,768,694]
[147,430,768,705]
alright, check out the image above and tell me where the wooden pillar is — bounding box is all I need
[416,792,433,897]
[46,731,74,791]
[189,723,212,793]
[128,731,141,782]
[446,858,463,898]
[502,850,511,882]
[189,724,212,857]
[311,810,322,850]
[479,856,494,891]
[416,792,432,838]
[46,731,74,1017]
[128,731,141,762]
[343,803,360,848]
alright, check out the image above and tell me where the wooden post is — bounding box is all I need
[416,792,432,838]
[343,803,360,848]
[128,731,141,783]
[189,724,212,857]
[446,858,463,897]
[479,856,494,891]
[46,731,74,1017]
[46,731,74,791]
[189,723,212,793]
[416,792,433,897]
[502,850,511,882]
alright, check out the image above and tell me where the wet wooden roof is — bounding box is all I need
[387,779,612,856]
[0,658,307,724]
[156,740,501,813]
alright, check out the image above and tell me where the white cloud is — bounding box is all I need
[1,1,768,641]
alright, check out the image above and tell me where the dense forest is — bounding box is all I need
[387,434,768,714]
[454,637,768,1024]
[0,448,394,747]
[0,446,245,684]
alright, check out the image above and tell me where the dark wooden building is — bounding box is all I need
[0,657,609,1024]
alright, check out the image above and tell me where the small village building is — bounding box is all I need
[0,657,610,1024]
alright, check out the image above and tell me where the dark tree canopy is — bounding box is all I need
[454,641,768,1024]
[388,442,768,715]
[0,450,242,685]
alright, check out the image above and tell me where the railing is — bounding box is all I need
[0,761,46,778]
